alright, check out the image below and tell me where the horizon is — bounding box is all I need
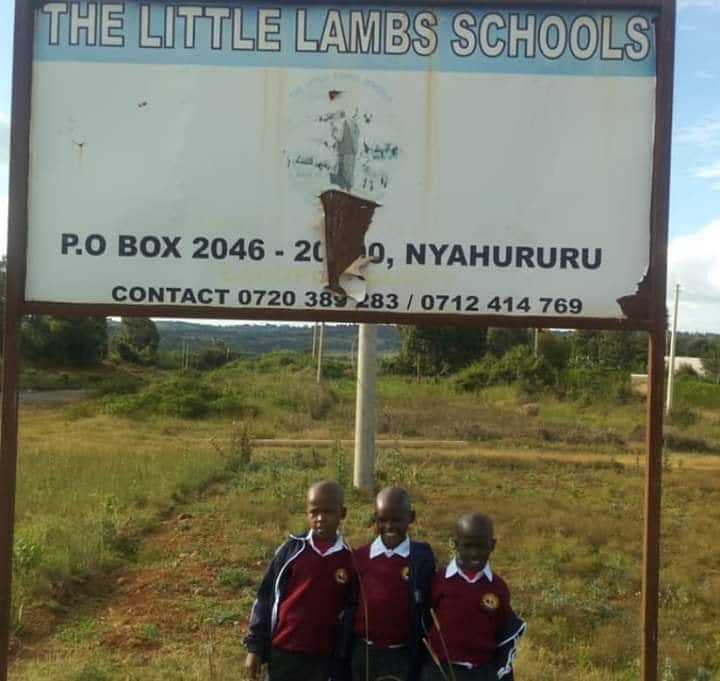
[2,1,720,333]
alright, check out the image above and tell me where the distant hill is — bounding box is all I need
[109,320,402,356]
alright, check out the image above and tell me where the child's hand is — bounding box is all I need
[244,652,263,680]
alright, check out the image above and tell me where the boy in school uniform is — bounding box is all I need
[244,480,355,681]
[422,513,525,681]
[349,486,436,681]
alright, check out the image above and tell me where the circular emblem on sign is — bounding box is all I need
[335,568,349,584]
[481,592,500,611]
[401,566,410,581]
[284,75,401,206]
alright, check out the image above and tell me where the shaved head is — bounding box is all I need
[454,512,496,570]
[376,486,412,514]
[306,480,346,542]
[307,479,344,506]
[456,512,494,541]
[374,486,414,549]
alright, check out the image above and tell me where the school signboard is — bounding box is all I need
[22,0,663,325]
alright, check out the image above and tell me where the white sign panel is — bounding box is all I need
[26,1,657,319]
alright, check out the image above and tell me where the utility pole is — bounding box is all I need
[316,322,325,383]
[183,339,190,369]
[354,323,377,491]
[666,283,680,414]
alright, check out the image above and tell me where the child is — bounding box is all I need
[349,486,436,681]
[244,480,355,681]
[422,513,525,681]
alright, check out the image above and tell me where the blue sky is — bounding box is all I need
[1,1,718,332]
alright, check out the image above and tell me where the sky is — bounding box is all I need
[0,1,718,333]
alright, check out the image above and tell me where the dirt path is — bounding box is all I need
[18,390,89,403]
[10,493,250,679]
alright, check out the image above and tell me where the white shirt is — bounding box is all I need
[369,535,411,559]
[444,557,493,583]
[307,530,347,556]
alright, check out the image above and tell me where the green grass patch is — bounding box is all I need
[673,379,720,410]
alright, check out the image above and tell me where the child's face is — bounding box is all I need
[454,525,495,571]
[374,496,414,549]
[306,487,346,542]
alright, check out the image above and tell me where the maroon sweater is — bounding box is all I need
[271,540,354,656]
[427,560,512,668]
[353,541,411,647]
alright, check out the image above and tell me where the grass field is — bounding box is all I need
[7,358,720,681]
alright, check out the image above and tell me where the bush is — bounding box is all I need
[253,350,312,373]
[454,346,556,394]
[306,384,339,419]
[380,353,416,375]
[555,368,636,405]
[90,370,145,397]
[321,357,353,379]
[102,373,248,419]
[674,379,720,410]
[667,406,699,430]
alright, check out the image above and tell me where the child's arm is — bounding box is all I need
[244,652,264,680]
[493,607,526,680]
[408,546,438,681]
[243,544,289,670]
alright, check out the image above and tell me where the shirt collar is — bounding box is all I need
[445,557,493,583]
[369,535,411,559]
[306,530,346,556]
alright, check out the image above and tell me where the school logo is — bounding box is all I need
[481,592,500,611]
[335,568,349,584]
[401,566,410,581]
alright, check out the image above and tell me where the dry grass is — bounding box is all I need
[10,438,720,681]
[7,362,720,681]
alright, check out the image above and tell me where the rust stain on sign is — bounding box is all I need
[320,189,379,295]
[285,81,399,299]
[617,272,650,319]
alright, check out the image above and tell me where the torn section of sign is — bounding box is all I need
[286,82,397,300]
[320,189,379,300]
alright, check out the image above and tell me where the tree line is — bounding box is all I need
[1,258,719,380]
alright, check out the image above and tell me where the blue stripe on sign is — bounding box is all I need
[34,2,657,77]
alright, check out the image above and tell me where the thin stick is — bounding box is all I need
[430,609,457,681]
[423,638,449,681]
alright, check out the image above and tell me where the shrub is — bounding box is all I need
[555,368,636,405]
[72,664,114,681]
[667,406,699,430]
[102,374,247,419]
[454,346,556,393]
[674,379,720,410]
[90,370,145,397]
[306,384,339,420]
[321,357,353,379]
[253,350,312,373]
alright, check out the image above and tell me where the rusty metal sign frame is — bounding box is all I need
[1,0,673,678]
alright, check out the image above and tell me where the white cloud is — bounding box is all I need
[678,0,720,11]
[668,220,720,332]
[676,116,720,148]
[690,161,720,190]
[692,161,720,179]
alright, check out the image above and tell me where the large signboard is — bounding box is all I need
[26,1,657,322]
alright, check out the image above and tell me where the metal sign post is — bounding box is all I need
[2,0,674,677]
